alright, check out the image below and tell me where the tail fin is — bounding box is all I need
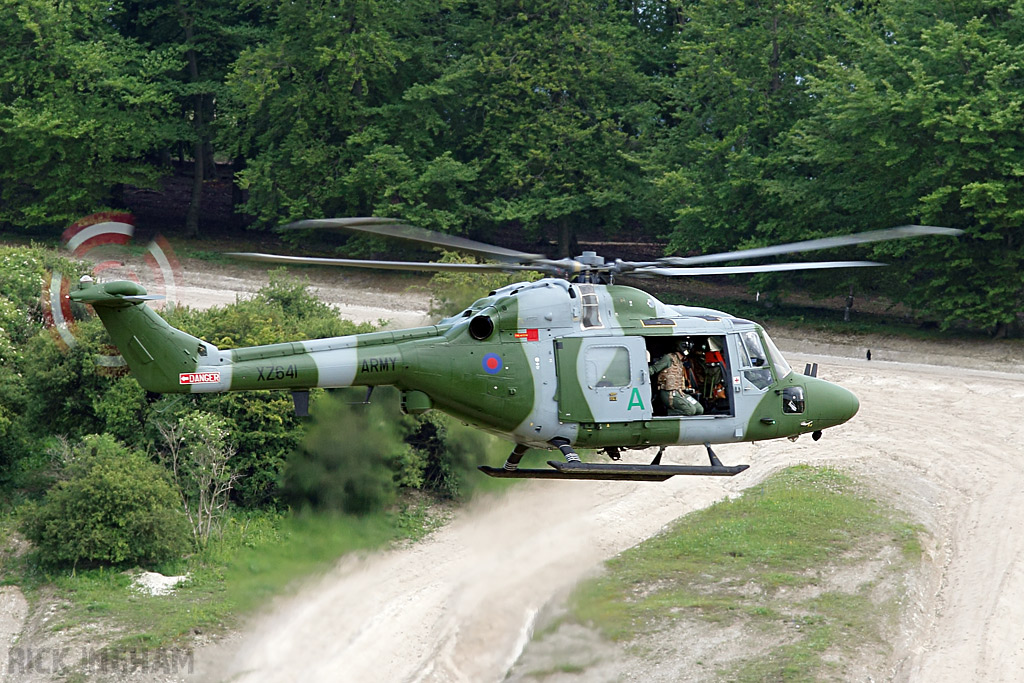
[70,278,204,393]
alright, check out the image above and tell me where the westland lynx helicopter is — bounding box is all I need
[71,220,961,481]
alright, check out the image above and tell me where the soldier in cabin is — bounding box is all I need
[649,339,704,417]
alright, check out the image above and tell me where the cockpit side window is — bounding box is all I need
[740,330,768,367]
[739,330,773,390]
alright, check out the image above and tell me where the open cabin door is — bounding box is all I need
[555,336,653,422]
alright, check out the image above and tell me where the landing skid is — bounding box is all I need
[479,442,749,481]
[478,461,749,481]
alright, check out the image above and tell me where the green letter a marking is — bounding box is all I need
[628,387,645,410]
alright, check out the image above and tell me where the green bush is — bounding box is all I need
[20,435,190,569]
[404,413,486,499]
[283,389,414,514]
[18,318,114,440]
[284,387,510,509]
[158,271,379,506]
[167,269,376,347]
[93,375,148,444]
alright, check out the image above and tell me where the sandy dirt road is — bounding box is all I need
[148,264,1024,683]
[172,258,435,329]
[33,258,1018,682]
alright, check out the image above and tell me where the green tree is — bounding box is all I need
[20,434,190,569]
[157,412,238,547]
[768,2,1024,332]
[223,0,461,227]
[0,0,178,228]
[451,0,650,254]
[224,0,650,254]
[112,0,270,236]
[649,0,852,257]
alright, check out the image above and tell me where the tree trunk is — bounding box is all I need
[556,222,578,258]
[181,9,203,237]
[202,94,217,179]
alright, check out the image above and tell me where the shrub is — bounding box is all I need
[404,413,481,499]
[283,389,416,515]
[93,375,147,444]
[20,435,190,569]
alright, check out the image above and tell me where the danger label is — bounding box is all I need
[180,372,221,385]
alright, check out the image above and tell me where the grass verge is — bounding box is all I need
[565,465,922,681]
[2,499,444,654]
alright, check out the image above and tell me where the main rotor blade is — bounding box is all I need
[636,260,885,277]
[663,225,963,266]
[282,218,545,263]
[227,252,556,274]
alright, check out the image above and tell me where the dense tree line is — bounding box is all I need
[2,0,1022,331]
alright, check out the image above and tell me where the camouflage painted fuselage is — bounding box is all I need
[73,278,859,452]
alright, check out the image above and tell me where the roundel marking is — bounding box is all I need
[482,353,503,375]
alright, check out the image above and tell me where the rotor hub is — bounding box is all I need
[574,251,606,268]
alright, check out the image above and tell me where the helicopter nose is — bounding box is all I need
[811,379,860,429]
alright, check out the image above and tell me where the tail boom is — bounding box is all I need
[72,279,420,395]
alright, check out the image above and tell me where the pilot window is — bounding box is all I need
[762,331,792,379]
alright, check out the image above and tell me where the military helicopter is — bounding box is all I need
[70,220,961,481]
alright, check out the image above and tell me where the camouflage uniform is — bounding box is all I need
[649,351,704,416]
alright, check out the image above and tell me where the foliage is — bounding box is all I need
[2,2,1024,329]
[0,247,83,472]
[0,0,178,227]
[0,246,85,341]
[648,0,851,256]
[17,318,114,440]
[284,382,510,511]
[402,412,501,500]
[1,259,376,509]
[160,271,378,506]
[168,269,375,346]
[19,435,190,569]
[223,0,457,225]
[92,376,148,445]
[448,0,651,253]
[765,4,1024,333]
[283,389,414,515]
[156,412,239,547]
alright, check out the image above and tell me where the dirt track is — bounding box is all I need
[151,264,1024,683]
